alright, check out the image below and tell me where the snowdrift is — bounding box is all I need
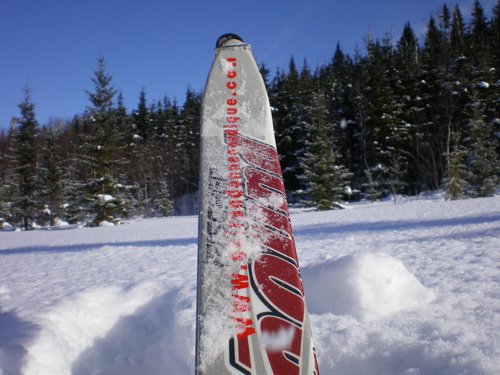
[303,253,436,321]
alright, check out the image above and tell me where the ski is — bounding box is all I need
[196,33,319,375]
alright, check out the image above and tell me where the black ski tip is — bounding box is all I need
[216,33,244,48]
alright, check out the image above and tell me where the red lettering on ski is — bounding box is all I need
[239,134,307,373]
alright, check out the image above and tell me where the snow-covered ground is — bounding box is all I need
[0,196,499,374]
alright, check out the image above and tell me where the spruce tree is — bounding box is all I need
[0,128,18,227]
[492,0,500,72]
[83,56,126,226]
[420,16,447,190]
[13,88,39,229]
[154,171,174,216]
[396,23,426,195]
[38,127,63,225]
[465,95,498,197]
[445,132,467,200]
[322,43,357,186]
[175,89,201,210]
[450,5,466,58]
[133,88,150,140]
[270,57,309,201]
[301,90,350,210]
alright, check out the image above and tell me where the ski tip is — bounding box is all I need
[216,33,244,48]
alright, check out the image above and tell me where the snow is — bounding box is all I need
[303,253,436,321]
[0,196,499,374]
[98,220,115,227]
[0,222,12,231]
[53,218,69,227]
[97,194,115,202]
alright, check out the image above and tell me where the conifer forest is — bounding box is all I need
[1,1,499,229]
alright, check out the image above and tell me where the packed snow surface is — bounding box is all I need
[0,195,499,374]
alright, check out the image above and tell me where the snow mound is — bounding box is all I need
[303,253,436,321]
[53,218,69,227]
[98,220,114,227]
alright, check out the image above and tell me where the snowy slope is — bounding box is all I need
[0,196,499,374]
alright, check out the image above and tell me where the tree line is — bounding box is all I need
[0,57,201,228]
[1,0,499,229]
[268,0,499,207]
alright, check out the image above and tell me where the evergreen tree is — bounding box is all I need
[491,0,500,72]
[38,127,63,225]
[469,0,489,63]
[465,96,498,197]
[13,88,39,229]
[301,90,350,209]
[83,56,126,225]
[133,88,150,140]
[174,89,201,209]
[364,38,403,199]
[444,132,467,200]
[450,5,466,58]
[323,43,357,185]
[270,57,309,201]
[420,16,447,190]
[0,128,18,226]
[154,171,174,216]
[396,22,426,194]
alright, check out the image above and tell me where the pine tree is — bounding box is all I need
[492,0,500,72]
[301,90,350,210]
[0,128,18,227]
[396,22,426,195]
[322,43,357,185]
[470,0,489,62]
[13,88,39,229]
[270,57,309,201]
[83,56,126,226]
[154,172,174,216]
[174,89,201,211]
[450,5,466,58]
[38,127,64,225]
[133,88,150,140]
[465,95,498,197]
[420,16,448,191]
[363,37,405,199]
[445,132,467,200]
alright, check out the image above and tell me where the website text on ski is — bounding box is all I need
[196,33,320,375]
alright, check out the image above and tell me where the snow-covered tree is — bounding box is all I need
[154,172,174,217]
[270,57,310,201]
[465,97,498,197]
[444,132,467,200]
[83,56,127,226]
[301,91,351,210]
[13,88,39,229]
[38,127,64,226]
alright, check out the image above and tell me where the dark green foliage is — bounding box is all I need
[83,56,126,226]
[301,90,351,209]
[465,97,499,197]
[445,132,467,200]
[38,127,64,225]
[13,88,39,229]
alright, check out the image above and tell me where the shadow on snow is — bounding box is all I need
[0,310,39,375]
[293,213,500,238]
[0,237,197,256]
[71,287,195,375]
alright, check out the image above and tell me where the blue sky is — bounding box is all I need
[0,0,496,130]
